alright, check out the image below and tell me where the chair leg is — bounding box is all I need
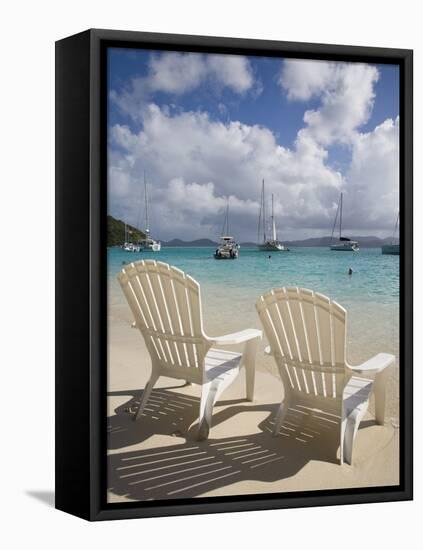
[197,382,217,441]
[341,413,357,465]
[340,406,367,465]
[374,366,392,425]
[134,373,159,421]
[273,395,291,436]
[340,415,347,465]
[243,338,259,401]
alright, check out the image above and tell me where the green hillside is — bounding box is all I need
[107,215,146,247]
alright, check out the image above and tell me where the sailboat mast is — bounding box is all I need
[330,195,340,244]
[339,192,343,240]
[257,184,262,244]
[263,180,266,242]
[393,211,399,242]
[144,171,150,234]
[271,193,277,241]
[221,198,230,237]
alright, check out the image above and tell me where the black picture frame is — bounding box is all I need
[55,28,413,521]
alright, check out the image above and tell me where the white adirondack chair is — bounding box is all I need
[117,260,261,440]
[256,287,394,465]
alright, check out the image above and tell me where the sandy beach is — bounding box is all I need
[107,301,399,503]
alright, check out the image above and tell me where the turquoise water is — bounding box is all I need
[108,246,399,369]
[108,246,398,306]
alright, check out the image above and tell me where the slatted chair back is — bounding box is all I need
[118,260,210,383]
[256,287,347,401]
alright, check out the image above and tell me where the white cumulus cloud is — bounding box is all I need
[279,59,334,101]
[110,52,255,121]
[345,117,399,229]
[281,59,379,146]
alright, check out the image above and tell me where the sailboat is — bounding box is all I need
[214,199,239,259]
[257,180,289,252]
[140,172,161,252]
[123,222,142,252]
[382,212,400,255]
[330,193,359,251]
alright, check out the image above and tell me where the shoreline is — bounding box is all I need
[108,298,399,420]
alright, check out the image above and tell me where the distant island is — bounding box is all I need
[107,215,395,249]
[163,236,394,248]
[163,238,219,247]
[107,215,146,247]
[280,236,397,248]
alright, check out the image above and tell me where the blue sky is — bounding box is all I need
[108,48,400,241]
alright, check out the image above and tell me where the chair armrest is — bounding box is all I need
[347,353,395,375]
[209,328,262,346]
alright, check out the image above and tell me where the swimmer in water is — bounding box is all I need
[348,268,353,276]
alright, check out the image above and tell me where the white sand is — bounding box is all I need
[107,310,399,503]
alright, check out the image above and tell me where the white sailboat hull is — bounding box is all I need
[143,241,161,252]
[214,237,239,259]
[214,201,239,260]
[258,241,289,251]
[123,242,142,252]
[330,241,359,251]
[214,249,238,259]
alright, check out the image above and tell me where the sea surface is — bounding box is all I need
[108,246,399,375]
